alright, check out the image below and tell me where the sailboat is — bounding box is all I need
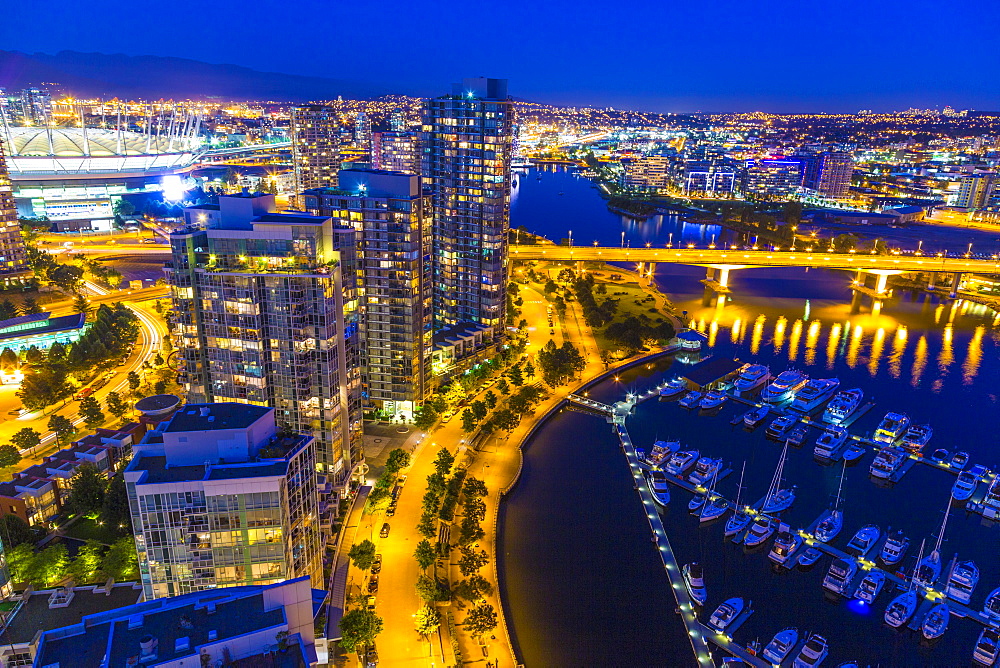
[761,442,796,513]
[724,462,752,537]
[885,539,925,628]
[814,460,846,542]
[915,499,952,589]
[700,465,729,523]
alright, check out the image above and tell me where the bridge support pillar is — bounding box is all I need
[873,273,889,296]
[855,269,865,286]
[646,262,656,278]
[705,267,716,282]
[637,262,645,276]
[717,267,731,288]
[927,273,938,290]
[949,272,962,299]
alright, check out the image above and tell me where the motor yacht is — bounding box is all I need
[700,390,729,410]
[884,589,919,628]
[682,562,707,606]
[725,510,752,537]
[762,628,799,664]
[647,470,671,506]
[900,424,933,453]
[666,450,699,475]
[952,470,979,501]
[792,633,829,668]
[842,443,865,463]
[700,496,729,523]
[846,524,881,556]
[854,570,886,603]
[659,378,687,398]
[646,440,679,468]
[786,425,809,448]
[679,391,703,409]
[813,427,849,461]
[973,628,1000,666]
[766,414,798,438]
[869,447,907,479]
[879,530,909,566]
[689,457,723,485]
[950,451,970,470]
[744,404,771,427]
[708,597,745,633]
[946,559,979,604]
[921,602,950,640]
[734,364,771,394]
[798,547,822,567]
[814,510,843,543]
[930,448,950,465]
[984,475,1000,514]
[822,388,864,424]
[983,586,1000,619]
[769,531,803,565]
[790,378,840,412]
[822,557,858,595]
[743,516,775,548]
[762,369,809,403]
[872,412,910,445]
[688,493,706,511]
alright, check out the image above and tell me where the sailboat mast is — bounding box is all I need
[834,459,846,509]
[734,461,746,507]
[911,539,926,591]
[934,501,951,555]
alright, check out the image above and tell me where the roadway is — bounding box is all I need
[509,244,1000,275]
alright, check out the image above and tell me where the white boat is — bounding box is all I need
[983,586,1000,619]
[842,443,865,463]
[659,378,687,398]
[869,446,907,479]
[766,415,798,438]
[761,442,796,513]
[762,627,799,664]
[743,404,770,427]
[930,448,950,465]
[916,502,952,588]
[901,424,933,453]
[921,602,950,640]
[950,451,970,470]
[646,440,679,467]
[813,427,849,460]
[984,475,1000,514]
[679,391,703,408]
[845,524,880,556]
[699,390,729,410]
[854,569,886,603]
[743,516,775,548]
[822,557,858,595]
[973,628,1000,666]
[815,462,846,543]
[798,547,822,567]
[666,450,699,475]
[688,493,706,511]
[647,471,671,506]
[822,388,864,424]
[689,457,723,485]
[879,530,909,566]
[884,589,919,628]
[734,364,771,394]
[700,496,729,523]
[769,530,803,565]
[724,462,751,537]
[946,559,979,604]
[792,633,829,668]
[872,411,910,445]
[952,470,979,501]
[708,597,745,633]
[682,562,707,606]
[786,425,809,448]
[790,378,840,412]
[761,369,809,403]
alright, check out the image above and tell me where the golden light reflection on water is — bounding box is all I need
[963,325,984,385]
[708,319,718,348]
[937,325,954,378]
[805,320,821,366]
[868,327,886,377]
[750,315,765,354]
[773,316,787,353]
[825,323,842,369]
[788,319,803,361]
[933,304,943,324]
[889,326,907,379]
[911,336,928,388]
[846,324,864,368]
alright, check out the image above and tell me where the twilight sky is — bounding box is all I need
[4,0,1000,112]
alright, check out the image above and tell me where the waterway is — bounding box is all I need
[500,166,1000,666]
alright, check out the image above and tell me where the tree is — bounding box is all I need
[413,404,438,430]
[21,297,42,315]
[0,445,21,468]
[413,539,436,571]
[464,603,499,638]
[384,448,410,475]
[525,360,535,378]
[106,391,130,422]
[102,474,132,535]
[18,366,73,411]
[491,409,519,435]
[458,516,484,545]
[458,547,489,576]
[48,414,75,446]
[464,497,487,523]
[543,279,557,295]
[48,264,84,292]
[79,396,105,430]
[24,346,43,365]
[832,233,858,252]
[416,512,437,539]
[348,539,377,571]
[48,341,66,361]
[0,514,34,549]
[26,543,68,586]
[338,609,383,651]
[127,371,141,392]
[414,605,441,637]
[64,463,107,517]
[483,390,498,410]
[100,537,138,580]
[470,400,487,422]
[453,574,494,602]
[69,539,104,584]
[508,364,525,387]
[0,299,19,321]
[7,543,34,583]
[73,294,93,317]
[415,574,449,603]
[463,477,488,498]
[496,378,510,396]
[433,449,455,478]
[460,408,476,433]
[0,347,18,371]
[10,428,40,457]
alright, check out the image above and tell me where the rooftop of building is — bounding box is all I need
[164,403,271,434]
[252,212,328,225]
[131,454,290,485]
[134,394,182,415]
[0,311,86,342]
[2,584,144,645]
[433,321,494,345]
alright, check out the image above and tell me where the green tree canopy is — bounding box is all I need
[100,537,138,580]
[48,414,75,445]
[64,463,107,517]
[0,444,22,468]
[18,366,73,411]
[348,539,377,571]
[0,514,35,549]
[338,609,383,651]
[464,603,499,638]
[102,474,133,535]
[413,539,435,571]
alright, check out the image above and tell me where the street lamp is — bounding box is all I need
[621,230,625,248]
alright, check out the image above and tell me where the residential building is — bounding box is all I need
[422,77,514,329]
[372,131,420,174]
[684,161,737,197]
[167,193,362,479]
[623,154,672,193]
[742,158,803,200]
[954,171,997,209]
[303,169,433,419]
[814,151,854,198]
[0,139,27,276]
[353,111,372,155]
[31,578,321,668]
[290,105,344,200]
[18,87,51,126]
[125,403,323,599]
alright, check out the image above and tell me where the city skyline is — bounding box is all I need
[4,0,1000,112]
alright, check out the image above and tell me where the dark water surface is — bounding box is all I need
[501,167,1000,666]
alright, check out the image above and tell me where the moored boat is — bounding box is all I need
[879,529,909,566]
[734,364,771,394]
[682,562,707,606]
[842,443,865,463]
[946,559,979,604]
[872,411,910,445]
[845,524,880,556]
[659,378,687,398]
[798,547,822,567]
[792,633,829,668]
[762,369,809,403]
[921,602,950,640]
[901,424,933,453]
[869,446,907,479]
[884,589,919,628]
[666,450,699,475]
[853,569,886,603]
[646,440,680,467]
[973,628,1000,666]
[688,493,706,511]
[744,404,770,427]
[766,415,798,438]
[822,557,858,595]
[790,378,840,412]
[700,496,729,523]
[743,516,775,548]
[952,470,978,501]
[769,530,803,565]
[762,627,799,664]
[950,451,970,470]
[679,391,703,408]
[930,448,950,465]
[786,425,809,448]
[689,457,723,485]
[813,427,849,460]
[822,388,863,424]
[983,586,1000,619]
[700,389,729,410]
[647,470,671,506]
[708,597,745,632]
[814,509,843,543]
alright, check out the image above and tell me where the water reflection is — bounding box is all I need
[889,326,907,379]
[911,335,929,387]
[825,323,842,369]
[750,315,765,354]
[963,325,984,385]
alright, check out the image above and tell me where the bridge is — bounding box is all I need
[510,244,1000,298]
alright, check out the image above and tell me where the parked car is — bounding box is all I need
[379,523,390,538]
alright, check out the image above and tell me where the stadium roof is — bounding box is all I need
[4,126,202,157]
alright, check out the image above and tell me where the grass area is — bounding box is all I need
[61,517,124,545]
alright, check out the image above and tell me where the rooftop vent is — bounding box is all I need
[206,602,216,615]
[127,614,144,630]
[199,407,210,417]
[208,630,217,641]
[175,637,190,653]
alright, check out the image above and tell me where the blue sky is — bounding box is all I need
[4,0,1000,112]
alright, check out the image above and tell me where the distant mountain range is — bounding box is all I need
[0,50,391,101]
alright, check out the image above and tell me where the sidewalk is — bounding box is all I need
[326,485,370,642]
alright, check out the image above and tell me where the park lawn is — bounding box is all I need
[62,516,123,545]
[587,273,673,354]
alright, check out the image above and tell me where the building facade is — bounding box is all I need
[422,78,514,329]
[741,158,803,200]
[955,172,997,209]
[303,169,433,419]
[814,151,854,199]
[0,139,27,276]
[124,404,323,599]
[291,105,344,200]
[372,131,420,174]
[166,193,361,480]
[623,154,672,193]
